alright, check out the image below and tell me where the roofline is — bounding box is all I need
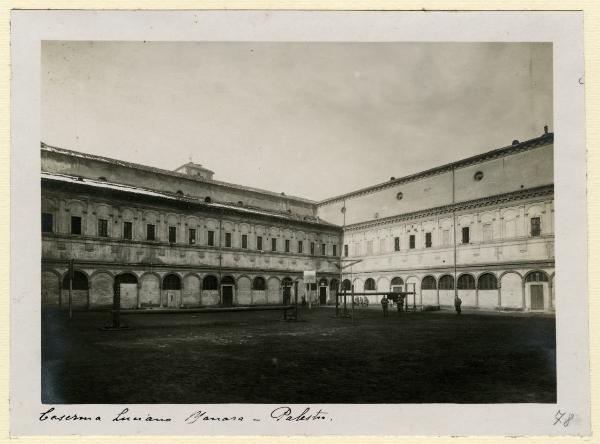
[41,142,316,205]
[317,132,554,206]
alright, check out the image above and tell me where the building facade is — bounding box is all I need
[317,132,555,311]
[41,131,555,312]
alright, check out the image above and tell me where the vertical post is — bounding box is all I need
[112,281,121,329]
[351,285,355,322]
[343,289,347,315]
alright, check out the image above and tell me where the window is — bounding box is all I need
[457,274,476,289]
[162,274,181,290]
[252,277,266,290]
[271,238,277,252]
[146,224,155,241]
[298,240,303,253]
[364,278,376,291]
[525,271,548,283]
[409,235,415,249]
[203,275,218,290]
[344,244,348,257]
[257,236,263,250]
[168,226,177,244]
[425,232,432,248]
[97,219,108,237]
[462,226,470,244]
[285,239,290,253]
[188,228,196,245]
[478,273,498,290]
[422,276,437,290]
[225,232,232,248]
[531,217,541,237]
[394,237,400,251]
[310,242,315,255]
[207,230,215,246]
[439,275,454,290]
[241,234,248,249]
[367,240,373,255]
[41,213,53,233]
[333,244,337,256]
[71,216,82,235]
[474,171,484,181]
[62,270,88,290]
[123,221,133,240]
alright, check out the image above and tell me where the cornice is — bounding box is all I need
[318,133,554,206]
[344,184,554,232]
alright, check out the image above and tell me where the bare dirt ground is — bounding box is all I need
[42,306,556,404]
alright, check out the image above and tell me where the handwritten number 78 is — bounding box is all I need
[554,410,574,427]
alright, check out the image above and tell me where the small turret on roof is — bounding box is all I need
[174,162,214,180]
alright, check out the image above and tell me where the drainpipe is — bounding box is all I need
[218,210,223,304]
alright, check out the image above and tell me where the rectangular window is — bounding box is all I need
[531,217,541,237]
[168,226,177,244]
[310,242,315,255]
[367,240,373,255]
[442,230,450,247]
[271,238,277,252]
[394,237,400,251]
[41,213,53,233]
[123,221,133,240]
[298,240,303,253]
[333,244,337,256]
[285,239,290,253]
[71,216,82,235]
[425,232,432,248]
[98,219,108,237]
[189,228,196,245]
[257,236,263,250]
[207,230,215,246]
[321,243,326,255]
[344,244,348,257]
[241,234,248,249]
[409,234,415,249]
[225,232,232,248]
[462,226,470,244]
[146,224,155,241]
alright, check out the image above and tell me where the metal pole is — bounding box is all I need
[351,284,355,322]
[452,166,458,300]
[68,275,73,320]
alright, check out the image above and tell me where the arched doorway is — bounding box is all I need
[525,271,549,310]
[318,278,328,305]
[390,277,404,293]
[202,275,219,306]
[282,277,293,305]
[115,272,138,309]
[221,276,235,307]
[162,273,181,308]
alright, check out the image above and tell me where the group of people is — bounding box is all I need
[379,295,463,316]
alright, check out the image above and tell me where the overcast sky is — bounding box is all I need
[42,42,552,201]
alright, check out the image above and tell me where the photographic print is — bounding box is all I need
[10,10,589,437]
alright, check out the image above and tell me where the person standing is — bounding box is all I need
[397,294,404,316]
[381,295,389,317]
[454,296,462,315]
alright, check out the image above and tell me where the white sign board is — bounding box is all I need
[303,270,316,284]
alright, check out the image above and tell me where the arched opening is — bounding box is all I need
[318,278,328,304]
[204,196,212,203]
[478,273,498,290]
[364,278,376,291]
[457,274,476,289]
[525,271,549,310]
[342,279,351,291]
[115,273,138,309]
[282,277,294,305]
[421,275,437,290]
[438,275,454,290]
[221,276,235,307]
[62,270,89,309]
[162,274,181,290]
[252,277,266,291]
[203,275,218,290]
[329,279,339,290]
[390,277,404,294]
[161,273,182,308]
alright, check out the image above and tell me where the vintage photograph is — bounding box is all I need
[39,40,557,405]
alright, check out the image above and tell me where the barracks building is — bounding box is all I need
[41,130,555,312]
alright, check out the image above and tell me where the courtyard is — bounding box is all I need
[42,306,556,404]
